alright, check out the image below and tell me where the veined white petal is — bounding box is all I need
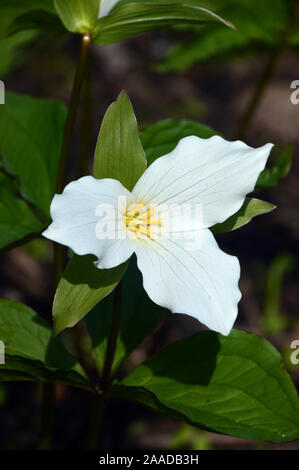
[98,0,119,17]
[132,136,273,229]
[43,176,136,269]
[135,229,241,335]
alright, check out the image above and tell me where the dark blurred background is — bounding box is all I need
[0,0,299,450]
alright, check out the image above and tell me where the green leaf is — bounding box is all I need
[0,1,56,35]
[53,255,128,335]
[0,355,91,390]
[113,330,299,442]
[211,198,276,234]
[85,257,166,374]
[0,173,43,252]
[54,0,99,33]
[160,0,291,71]
[0,299,91,390]
[140,118,219,166]
[0,92,67,215]
[2,10,64,38]
[256,144,292,189]
[94,90,147,191]
[92,3,234,45]
[0,1,55,77]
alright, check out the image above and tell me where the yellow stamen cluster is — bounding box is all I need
[125,200,162,239]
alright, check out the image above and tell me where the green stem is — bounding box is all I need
[84,284,122,448]
[56,32,91,193]
[37,383,55,450]
[85,394,106,450]
[37,33,91,451]
[78,51,93,178]
[236,3,296,139]
[101,282,122,392]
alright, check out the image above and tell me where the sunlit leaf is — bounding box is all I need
[94,90,147,190]
[211,198,276,234]
[53,255,128,335]
[54,0,99,33]
[93,3,234,44]
[113,329,299,442]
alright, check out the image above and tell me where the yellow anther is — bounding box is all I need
[125,215,134,225]
[127,225,138,232]
[126,200,145,217]
[138,226,151,237]
[138,206,155,219]
[125,201,162,239]
[144,219,162,226]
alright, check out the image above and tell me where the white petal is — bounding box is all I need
[135,229,241,335]
[43,176,136,269]
[98,0,119,17]
[132,136,273,229]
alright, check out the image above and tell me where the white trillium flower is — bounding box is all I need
[98,0,120,17]
[43,136,273,336]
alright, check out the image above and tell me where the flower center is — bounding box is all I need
[125,200,162,239]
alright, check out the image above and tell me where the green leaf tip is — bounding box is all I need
[53,255,128,336]
[211,198,276,234]
[93,89,147,190]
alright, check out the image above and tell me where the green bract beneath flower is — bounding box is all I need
[43,134,273,336]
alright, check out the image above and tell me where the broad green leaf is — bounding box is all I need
[211,198,276,234]
[0,173,43,252]
[3,10,64,38]
[0,1,55,77]
[113,330,299,442]
[0,355,91,390]
[0,92,67,215]
[53,255,128,335]
[0,1,56,35]
[85,256,166,374]
[140,118,219,165]
[54,0,99,33]
[256,144,292,189]
[92,3,234,45]
[160,0,292,71]
[94,90,147,190]
[0,299,91,390]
